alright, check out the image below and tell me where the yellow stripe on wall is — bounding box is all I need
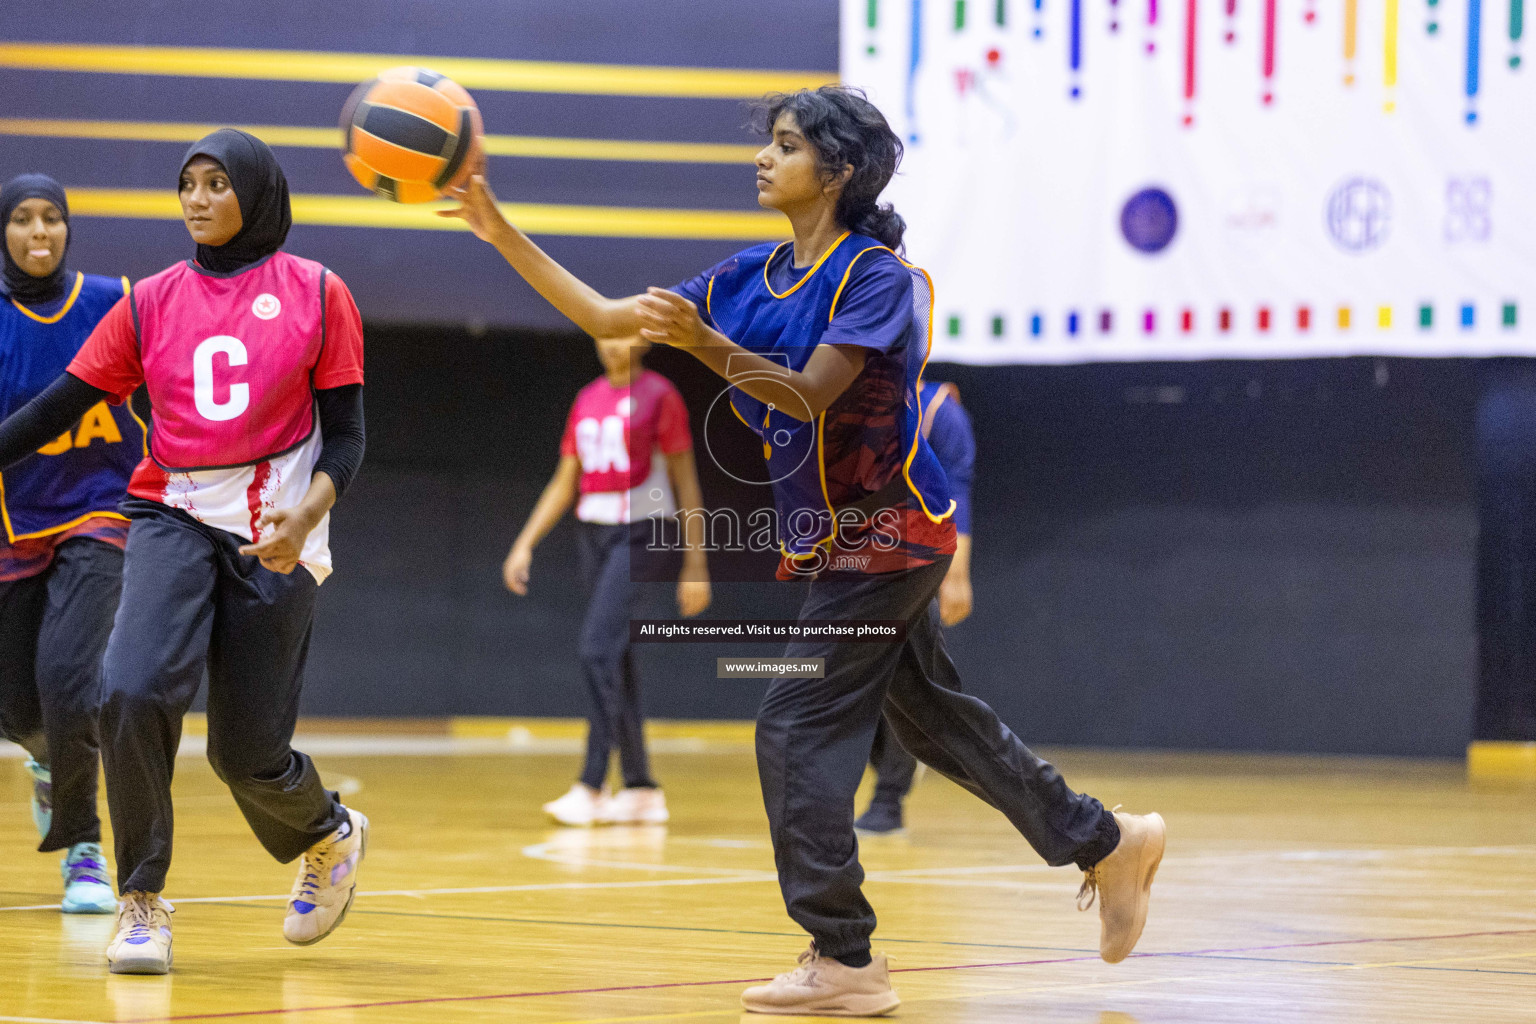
[66,188,789,242]
[0,42,836,99]
[0,117,759,165]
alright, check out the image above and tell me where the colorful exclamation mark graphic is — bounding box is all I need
[1111,0,1122,32]
[1384,0,1399,110]
[1428,0,1441,36]
[1344,0,1359,82]
[1181,308,1195,332]
[955,0,967,28]
[1262,0,1277,102]
[907,0,923,142]
[1148,0,1159,53]
[1183,0,1198,124]
[1468,0,1484,122]
[1034,0,1045,38]
[867,0,880,54]
[1305,0,1317,24]
[1070,0,1084,96]
[1225,0,1237,41]
[997,0,1008,24]
[1511,0,1523,67]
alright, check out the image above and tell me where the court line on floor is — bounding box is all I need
[0,874,777,912]
[50,926,1536,1023]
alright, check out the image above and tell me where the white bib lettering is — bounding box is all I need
[192,335,250,422]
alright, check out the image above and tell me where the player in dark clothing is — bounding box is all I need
[443,86,1165,1017]
[0,173,140,914]
[854,380,975,836]
[0,131,368,974]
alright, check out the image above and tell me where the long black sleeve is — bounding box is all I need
[0,373,109,471]
[313,384,365,500]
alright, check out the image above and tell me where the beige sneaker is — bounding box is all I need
[1078,809,1166,963]
[741,945,900,1017]
[598,787,670,825]
[283,806,367,945]
[107,891,174,975]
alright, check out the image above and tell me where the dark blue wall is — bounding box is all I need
[0,1,836,328]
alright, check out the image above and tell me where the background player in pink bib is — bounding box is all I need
[505,334,710,827]
[0,130,369,974]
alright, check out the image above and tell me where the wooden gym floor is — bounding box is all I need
[3,727,1534,1023]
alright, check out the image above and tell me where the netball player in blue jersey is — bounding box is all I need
[445,86,1165,1016]
[0,175,138,915]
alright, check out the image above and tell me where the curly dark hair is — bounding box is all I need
[751,86,906,252]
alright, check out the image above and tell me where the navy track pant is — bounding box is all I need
[0,537,122,852]
[756,556,1120,960]
[100,500,345,894]
[575,521,660,791]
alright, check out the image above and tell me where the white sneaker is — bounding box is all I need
[741,945,900,1016]
[283,807,367,946]
[107,892,173,975]
[542,783,605,826]
[61,842,117,914]
[598,787,670,825]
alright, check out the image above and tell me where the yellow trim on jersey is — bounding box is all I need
[7,509,129,544]
[761,232,851,300]
[121,276,131,297]
[9,272,84,324]
[901,262,956,525]
[920,382,954,439]
[0,117,760,166]
[827,245,896,322]
[64,188,788,242]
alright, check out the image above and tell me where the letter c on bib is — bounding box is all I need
[192,335,250,422]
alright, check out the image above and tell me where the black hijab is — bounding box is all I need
[1,174,71,305]
[180,129,292,274]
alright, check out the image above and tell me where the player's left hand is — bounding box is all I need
[238,508,318,575]
[677,578,712,618]
[939,573,973,627]
[637,288,709,348]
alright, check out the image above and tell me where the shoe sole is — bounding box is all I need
[109,949,171,975]
[741,992,901,1016]
[1102,812,1166,964]
[63,898,117,915]
[286,813,369,947]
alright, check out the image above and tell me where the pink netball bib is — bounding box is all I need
[131,252,326,470]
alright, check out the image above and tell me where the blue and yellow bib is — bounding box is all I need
[0,272,145,541]
[702,232,953,556]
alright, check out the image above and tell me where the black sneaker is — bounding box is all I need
[854,801,905,835]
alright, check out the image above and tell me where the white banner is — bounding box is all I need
[841,0,1536,363]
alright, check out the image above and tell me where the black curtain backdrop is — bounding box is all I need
[297,325,1481,757]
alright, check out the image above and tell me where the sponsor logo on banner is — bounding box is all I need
[1326,179,1392,253]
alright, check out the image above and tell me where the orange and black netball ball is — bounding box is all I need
[340,66,484,204]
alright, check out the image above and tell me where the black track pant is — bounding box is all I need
[756,556,1121,960]
[867,712,920,812]
[575,521,658,791]
[0,537,122,852]
[99,500,346,894]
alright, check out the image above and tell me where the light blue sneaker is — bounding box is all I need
[24,758,51,839]
[61,842,117,914]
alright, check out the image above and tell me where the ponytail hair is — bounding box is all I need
[751,86,907,253]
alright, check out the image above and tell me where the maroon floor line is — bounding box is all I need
[128,926,1536,1023]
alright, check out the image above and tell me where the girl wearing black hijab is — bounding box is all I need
[0,131,370,974]
[0,173,140,916]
